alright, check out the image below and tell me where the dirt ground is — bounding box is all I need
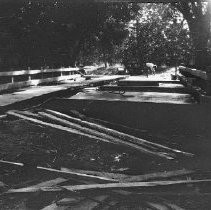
[1,112,211,209]
[0,68,211,209]
[0,118,181,176]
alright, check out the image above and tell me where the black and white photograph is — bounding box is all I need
[0,0,211,209]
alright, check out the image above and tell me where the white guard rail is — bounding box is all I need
[0,67,82,92]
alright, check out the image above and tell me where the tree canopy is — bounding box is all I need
[0,1,133,70]
[170,1,211,68]
[122,3,192,70]
[0,0,210,71]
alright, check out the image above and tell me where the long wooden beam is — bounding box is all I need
[7,179,211,193]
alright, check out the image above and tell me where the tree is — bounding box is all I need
[76,3,133,67]
[171,1,211,69]
[0,1,133,70]
[122,3,192,71]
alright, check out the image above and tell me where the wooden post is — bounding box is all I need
[206,67,211,95]
[206,81,211,95]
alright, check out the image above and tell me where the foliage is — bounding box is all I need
[0,1,133,70]
[1,1,210,71]
[122,3,192,70]
[170,1,211,68]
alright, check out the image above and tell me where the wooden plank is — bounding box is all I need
[6,178,68,197]
[42,195,108,210]
[38,167,117,182]
[23,110,174,159]
[179,66,211,96]
[67,195,109,210]
[7,111,112,144]
[58,75,126,89]
[60,167,128,181]
[0,114,7,119]
[121,169,193,182]
[41,197,84,210]
[86,115,151,135]
[7,179,211,193]
[41,203,68,210]
[61,168,193,183]
[0,160,117,182]
[0,160,193,183]
[99,85,188,93]
[147,202,169,210]
[146,201,185,210]
[164,202,185,210]
[117,79,181,87]
[45,109,193,158]
[0,160,23,166]
[38,111,174,159]
[25,178,68,188]
[179,66,208,80]
[37,166,118,182]
[56,197,84,206]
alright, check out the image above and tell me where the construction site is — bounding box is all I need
[0,0,211,209]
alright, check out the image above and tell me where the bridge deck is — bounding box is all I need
[0,75,125,111]
[71,89,195,104]
[0,84,71,108]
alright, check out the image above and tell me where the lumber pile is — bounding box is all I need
[0,159,205,193]
[2,108,203,209]
[7,109,193,160]
[1,159,210,209]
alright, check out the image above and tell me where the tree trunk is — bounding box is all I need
[172,1,211,70]
[188,16,211,69]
